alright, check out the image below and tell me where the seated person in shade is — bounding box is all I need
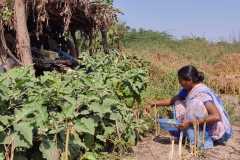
[150,65,232,149]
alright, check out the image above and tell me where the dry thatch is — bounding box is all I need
[0,0,119,66]
[1,0,118,34]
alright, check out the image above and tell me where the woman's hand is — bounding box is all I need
[178,120,191,130]
[149,101,159,107]
[143,101,157,114]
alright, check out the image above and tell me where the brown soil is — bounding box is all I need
[132,125,240,160]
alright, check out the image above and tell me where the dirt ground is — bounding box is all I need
[131,125,240,160]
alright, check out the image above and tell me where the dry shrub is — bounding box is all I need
[207,75,240,95]
[148,52,189,78]
[206,53,240,95]
[213,53,240,75]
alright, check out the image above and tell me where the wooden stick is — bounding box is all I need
[196,120,199,156]
[190,143,194,156]
[196,120,199,147]
[10,140,15,160]
[169,137,175,160]
[157,109,160,135]
[64,126,70,160]
[193,120,197,156]
[154,105,158,137]
[202,121,206,147]
[178,131,183,160]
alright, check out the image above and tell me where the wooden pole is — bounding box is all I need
[169,137,175,160]
[154,105,159,136]
[202,121,207,147]
[178,131,183,160]
[14,0,33,65]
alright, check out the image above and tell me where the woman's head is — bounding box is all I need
[178,65,204,90]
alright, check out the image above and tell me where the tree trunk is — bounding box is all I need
[0,21,7,64]
[101,28,109,54]
[0,21,22,66]
[14,0,33,65]
[71,30,79,58]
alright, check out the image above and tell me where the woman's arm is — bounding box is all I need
[179,101,221,129]
[199,101,221,124]
[151,96,181,107]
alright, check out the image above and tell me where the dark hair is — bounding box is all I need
[178,65,204,83]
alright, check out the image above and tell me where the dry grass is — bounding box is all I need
[143,51,240,96]
[206,53,240,95]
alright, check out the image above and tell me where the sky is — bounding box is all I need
[114,0,240,41]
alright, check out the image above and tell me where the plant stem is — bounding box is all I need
[65,125,70,160]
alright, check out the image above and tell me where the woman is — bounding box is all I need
[150,65,232,148]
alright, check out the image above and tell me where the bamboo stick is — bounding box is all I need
[154,105,158,137]
[202,121,206,147]
[169,137,175,160]
[196,120,200,156]
[178,131,183,160]
[64,126,70,160]
[193,120,197,156]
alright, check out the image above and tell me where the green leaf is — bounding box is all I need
[34,106,48,127]
[83,134,95,150]
[80,110,90,115]
[14,103,37,123]
[61,103,76,118]
[7,67,31,80]
[13,154,28,160]
[14,122,33,146]
[103,127,115,136]
[0,115,13,126]
[75,118,97,135]
[109,112,121,121]
[64,96,76,105]
[0,126,4,132]
[39,139,60,160]
[126,130,137,146]
[0,133,30,148]
[48,126,65,135]
[124,97,135,107]
[89,102,111,117]
[71,132,88,150]
[80,152,97,160]
[0,152,4,160]
[96,135,106,142]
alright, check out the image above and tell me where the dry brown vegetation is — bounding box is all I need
[0,0,119,66]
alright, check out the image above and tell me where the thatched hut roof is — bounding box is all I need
[1,0,119,37]
[0,0,119,68]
